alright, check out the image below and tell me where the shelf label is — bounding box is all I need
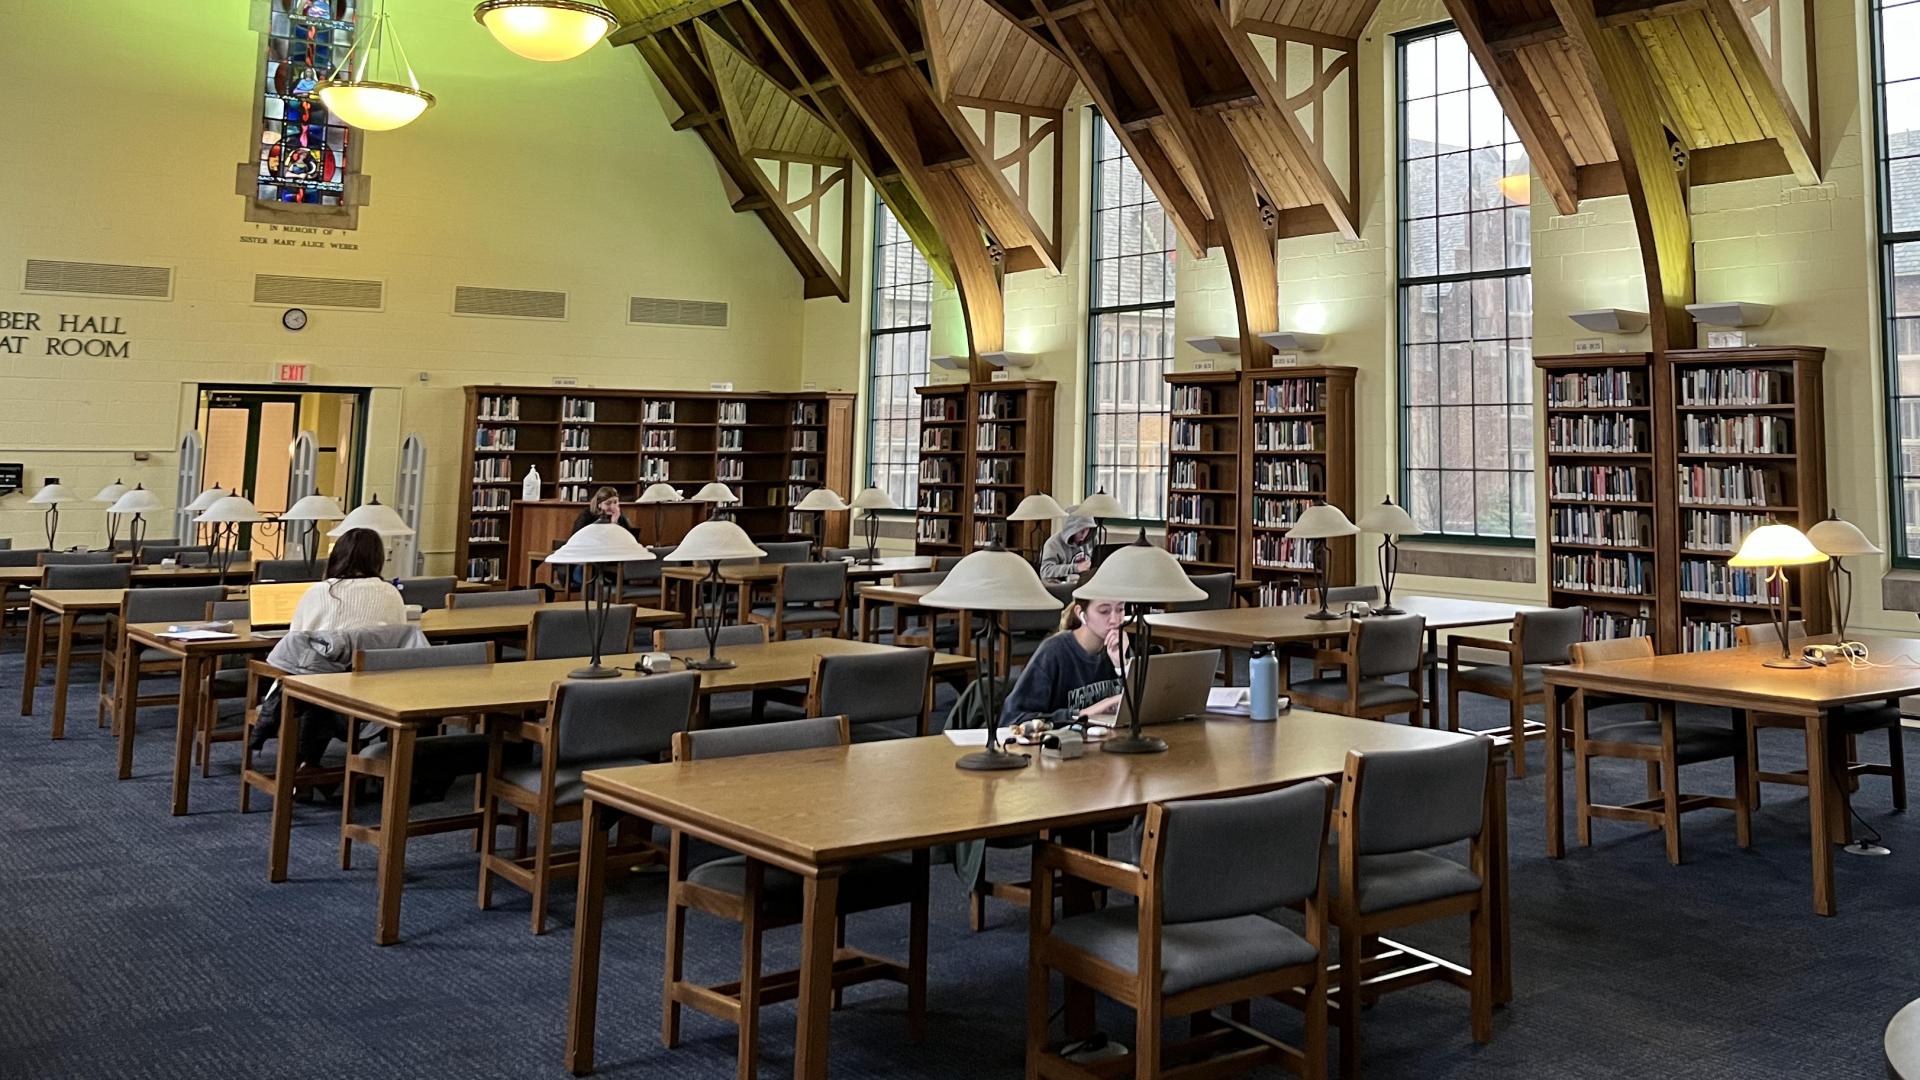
[710,381,735,391]
[550,376,579,387]
[1573,337,1603,355]
[1193,359,1216,371]
[1706,330,1747,348]
[990,370,1011,382]
[1272,352,1299,367]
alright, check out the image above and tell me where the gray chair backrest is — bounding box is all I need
[1516,606,1586,665]
[1352,739,1490,855]
[934,556,963,571]
[356,641,492,672]
[554,672,698,765]
[654,624,765,652]
[0,549,45,567]
[1355,613,1425,678]
[397,576,456,611]
[895,571,947,588]
[40,551,116,566]
[1740,618,1808,647]
[822,547,862,562]
[1325,585,1381,606]
[449,588,545,609]
[680,715,845,761]
[139,544,213,566]
[758,541,813,564]
[780,561,846,604]
[530,606,637,661]
[814,649,931,727]
[1168,572,1234,613]
[1158,779,1333,924]
[45,564,133,590]
[1008,580,1076,633]
[621,559,663,585]
[208,600,250,621]
[252,559,321,584]
[126,585,226,625]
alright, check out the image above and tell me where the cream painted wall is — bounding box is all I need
[0,2,811,569]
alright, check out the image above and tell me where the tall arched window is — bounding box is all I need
[867,198,933,507]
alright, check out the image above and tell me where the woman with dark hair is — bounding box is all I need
[571,485,640,538]
[289,527,405,631]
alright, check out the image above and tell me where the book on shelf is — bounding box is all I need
[1170,385,1214,414]
[1551,551,1650,595]
[471,488,512,513]
[559,457,594,482]
[973,489,1007,516]
[1254,459,1322,493]
[791,401,821,425]
[975,423,1017,452]
[465,556,504,583]
[1549,506,1652,547]
[1586,609,1653,640]
[1545,370,1646,408]
[642,459,671,481]
[1166,529,1215,564]
[922,397,962,422]
[917,517,954,545]
[789,459,822,482]
[1547,415,1647,453]
[1680,509,1776,552]
[475,427,518,451]
[1678,413,1792,454]
[718,429,744,451]
[976,392,1018,421]
[1676,463,1785,507]
[1255,377,1325,413]
[1252,495,1313,529]
[973,519,1007,547]
[477,394,521,422]
[1550,464,1646,503]
[1257,581,1311,607]
[917,489,956,513]
[919,458,957,484]
[792,430,820,452]
[1677,559,1782,605]
[975,458,1015,484]
[921,428,958,452]
[1251,534,1313,570]
[644,400,675,423]
[1167,494,1218,526]
[560,426,591,452]
[718,401,748,425]
[644,430,676,451]
[1171,459,1212,489]
[472,457,513,483]
[559,483,590,502]
[1170,420,1214,452]
[1253,419,1322,452]
[1676,367,1788,407]
[561,397,596,422]
[717,459,744,481]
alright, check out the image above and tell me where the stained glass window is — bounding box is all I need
[258,1,357,206]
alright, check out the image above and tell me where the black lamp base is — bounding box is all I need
[1763,657,1812,669]
[1102,734,1168,755]
[685,656,737,671]
[956,748,1031,771]
[1305,610,1343,621]
[1375,605,1404,615]
[568,664,622,680]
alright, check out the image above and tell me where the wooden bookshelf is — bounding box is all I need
[1534,347,1829,652]
[1246,366,1357,606]
[458,386,854,583]
[912,380,1057,556]
[1165,371,1244,575]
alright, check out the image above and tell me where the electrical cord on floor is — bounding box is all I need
[1846,800,1885,851]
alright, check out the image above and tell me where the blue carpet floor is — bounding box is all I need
[0,639,1914,1079]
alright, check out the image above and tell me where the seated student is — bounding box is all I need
[290,527,406,631]
[567,485,640,590]
[999,595,1128,726]
[1039,514,1097,584]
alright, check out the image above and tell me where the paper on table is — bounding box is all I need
[943,727,1019,746]
[1207,687,1251,713]
[159,628,236,641]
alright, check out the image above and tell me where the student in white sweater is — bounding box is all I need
[290,527,405,631]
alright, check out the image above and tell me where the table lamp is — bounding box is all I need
[544,523,653,679]
[1073,489,1124,547]
[1289,502,1359,620]
[328,495,415,539]
[920,546,1063,771]
[280,494,346,573]
[183,485,227,547]
[636,481,683,550]
[661,519,765,670]
[691,481,739,523]
[93,480,129,549]
[107,485,165,565]
[1807,515,1880,645]
[1357,496,1419,615]
[849,486,897,564]
[1007,493,1067,561]
[196,494,268,587]
[792,487,849,557]
[29,481,73,549]
[1075,538,1205,755]
[1728,523,1827,668]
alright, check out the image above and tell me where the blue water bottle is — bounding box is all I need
[1248,641,1280,722]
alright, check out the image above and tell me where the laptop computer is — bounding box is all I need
[1111,649,1222,727]
[247,581,311,633]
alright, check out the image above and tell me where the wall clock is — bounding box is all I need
[282,307,308,332]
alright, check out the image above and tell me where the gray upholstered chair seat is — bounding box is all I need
[1290,677,1420,710]
[748,604,841,626]
[500,755,657,805]
[1331,850,1482,915]
[210,669,250,694]
[851,719,917,743]
[686,853,919,918]
[1831,701,1902,735]
[73,612,112,627]
[1584,717,1739,763]
[1051,906,1317,995]
[139,647,182,663]
[1452,663,1547,694]
[500,646,527,662]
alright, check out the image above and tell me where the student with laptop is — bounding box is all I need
[289,528,405,631]
[999,595,1127,725]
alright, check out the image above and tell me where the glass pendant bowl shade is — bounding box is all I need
[1357,497,1418,536]
[328,497,414,538]
[1075,543,1206,605]
[281,494,346,522]
[690,482,739,505]
[545,523,654,564]
[920,549,1064,612]
[662,520,765,562]
[29,483,73,506]
[1728,524,1826,567]
[1807,518,1881,558]
[196,496,269,525]
[1073,491,1124,520]
[94,480,129,505]
[107,486,165,516]
[637,483,683,505]
[794,488,850,512]
[850,486,898,512]
[1008,493,1068,522]
[474,0,617,61]
[186,486,227,513]
[318,3,434,131]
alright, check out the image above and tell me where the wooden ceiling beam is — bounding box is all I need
[610,0,734,46]
[1487,0,1705,51]
[1549,0,1694,351]
[1443,0,1582,216]
[1701,0,1818,185]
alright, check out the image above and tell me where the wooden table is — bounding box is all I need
[562,712,1511,1076]
[19,589,133,738]
[277,638,970,945]
[662,556,934,620]
[1149,595,1548,720]
[122,602,679,816]
[0,562,260,589]
[1541,635,1920,916]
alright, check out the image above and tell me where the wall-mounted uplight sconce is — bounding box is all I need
[1686,302,1774,328]
[929,354,968,371]
[1567,309,1649,334]
[1256,330,1327,352]
[1184,335,1241,355]
[980,350,1037,369]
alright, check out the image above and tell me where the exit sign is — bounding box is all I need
[273,362,311,384]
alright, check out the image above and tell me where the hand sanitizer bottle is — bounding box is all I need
[521,464,541,502]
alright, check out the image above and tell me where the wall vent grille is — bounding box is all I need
[629,296,728,328]
[24,259,173,300]
[253,273,384,311]
[453,285,568,320]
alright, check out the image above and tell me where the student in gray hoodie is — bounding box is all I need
[1039,513,1097,583]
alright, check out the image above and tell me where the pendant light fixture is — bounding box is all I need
[318,0,435,132]
[474,1,618,62]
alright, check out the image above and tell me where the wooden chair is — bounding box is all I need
[396,576,457,611]
[756,540,813,564]
[614,556,665,608]
[479,672,696,933]
[526,605,637,661]
[252,558,321,583]
[1027,782,1334,1080]
[664,716,928,1080]
[804,647,933,741]
[0,549,44,653]
[98,585,224,753]
[890,571,958,651]
[998,580,1076,676]
[193,599,255,774]
[1328,740,1498,1078]
[446,588,545,609]
[1445,607,1586,776]
[136,543,212,566]
[1288,613,1426,725]
[38,551,117,566]
[33,564,132,718]
[1736,621,1907,811]
[745,561,847,640]
[1567,637,1752,864]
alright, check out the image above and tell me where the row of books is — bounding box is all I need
[471,488,512,513]
[1678,413,1792,455]
[643,430,677,451]
[1167,494,1221,526]
[560,426,592,452]
[793,431,821,452]
[1547,415,1647,454]
[558,457,594,482]
[923,397,963,422]
[1545,370,1646,409]
[1551,551,1651,596]
[1253,495,1314,529]
[643,400,675,422]
[1170,420,1215,452]
[790,459,822,482]
[975,424,1018,452]
[917,488,956,513]
[1677,463,1785,507]
[1171,459,1216,490]
[473,457,514,483]
[1681,509,1776,553]
[561,397,597,422]
[973,490,1008,516]
[1255,378,1325,414]
[718,429,744,451]
[643,458,671,481]
[475,426,518,451]
[1548,507,1652,548]
[1251,535,1314,571]
[921,427,960,451]
[476,394,521,422]
[917,517,955,545]
[1253,420,1323,452]
[787,512,819,536]
[1254,459,1323,494]
[718,401,749,425]
[1677,558,1780,604]
[919,458,957,484]
[791,402,823,426]
[974,520,1008,547]
[1166,529,1217,564]
[1549,464,1645,503]
[1256,581,1312,607]
[717,458,744,481]
[1682,618,1746,653]
[977,458,1016,483]
[1170,385,1215,415]
[558,484,593,502]
[468,518,504,544]
[464,556,503,583]
[1676,367,1788,407]
[1585,608,1652,641]
[976,392,1020,421]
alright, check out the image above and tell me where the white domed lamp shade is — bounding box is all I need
[1356,497,1419,614]
[544,524,654,679]
[327,497,415,539]
[107,485,165,560]
[317,2,435,131]
[793,488,850,513]
[636,483,683,505]
[93,480,129,505]
[661,520,766,670]
[922,548,1063,772]
[1287,502,1359,620]
[1008,493,1067,522]
[196,495,269,586]
[1075,542,1202,756]
[1806,517,1882,647]
[690,482,739,504]
[1729,524,1828,668]
[29,481,75,549]
[1073,491,1124,520]
[279,494,346,567]
[185,485,227,513]
[849,486,898,564]
[474,0,617,61]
